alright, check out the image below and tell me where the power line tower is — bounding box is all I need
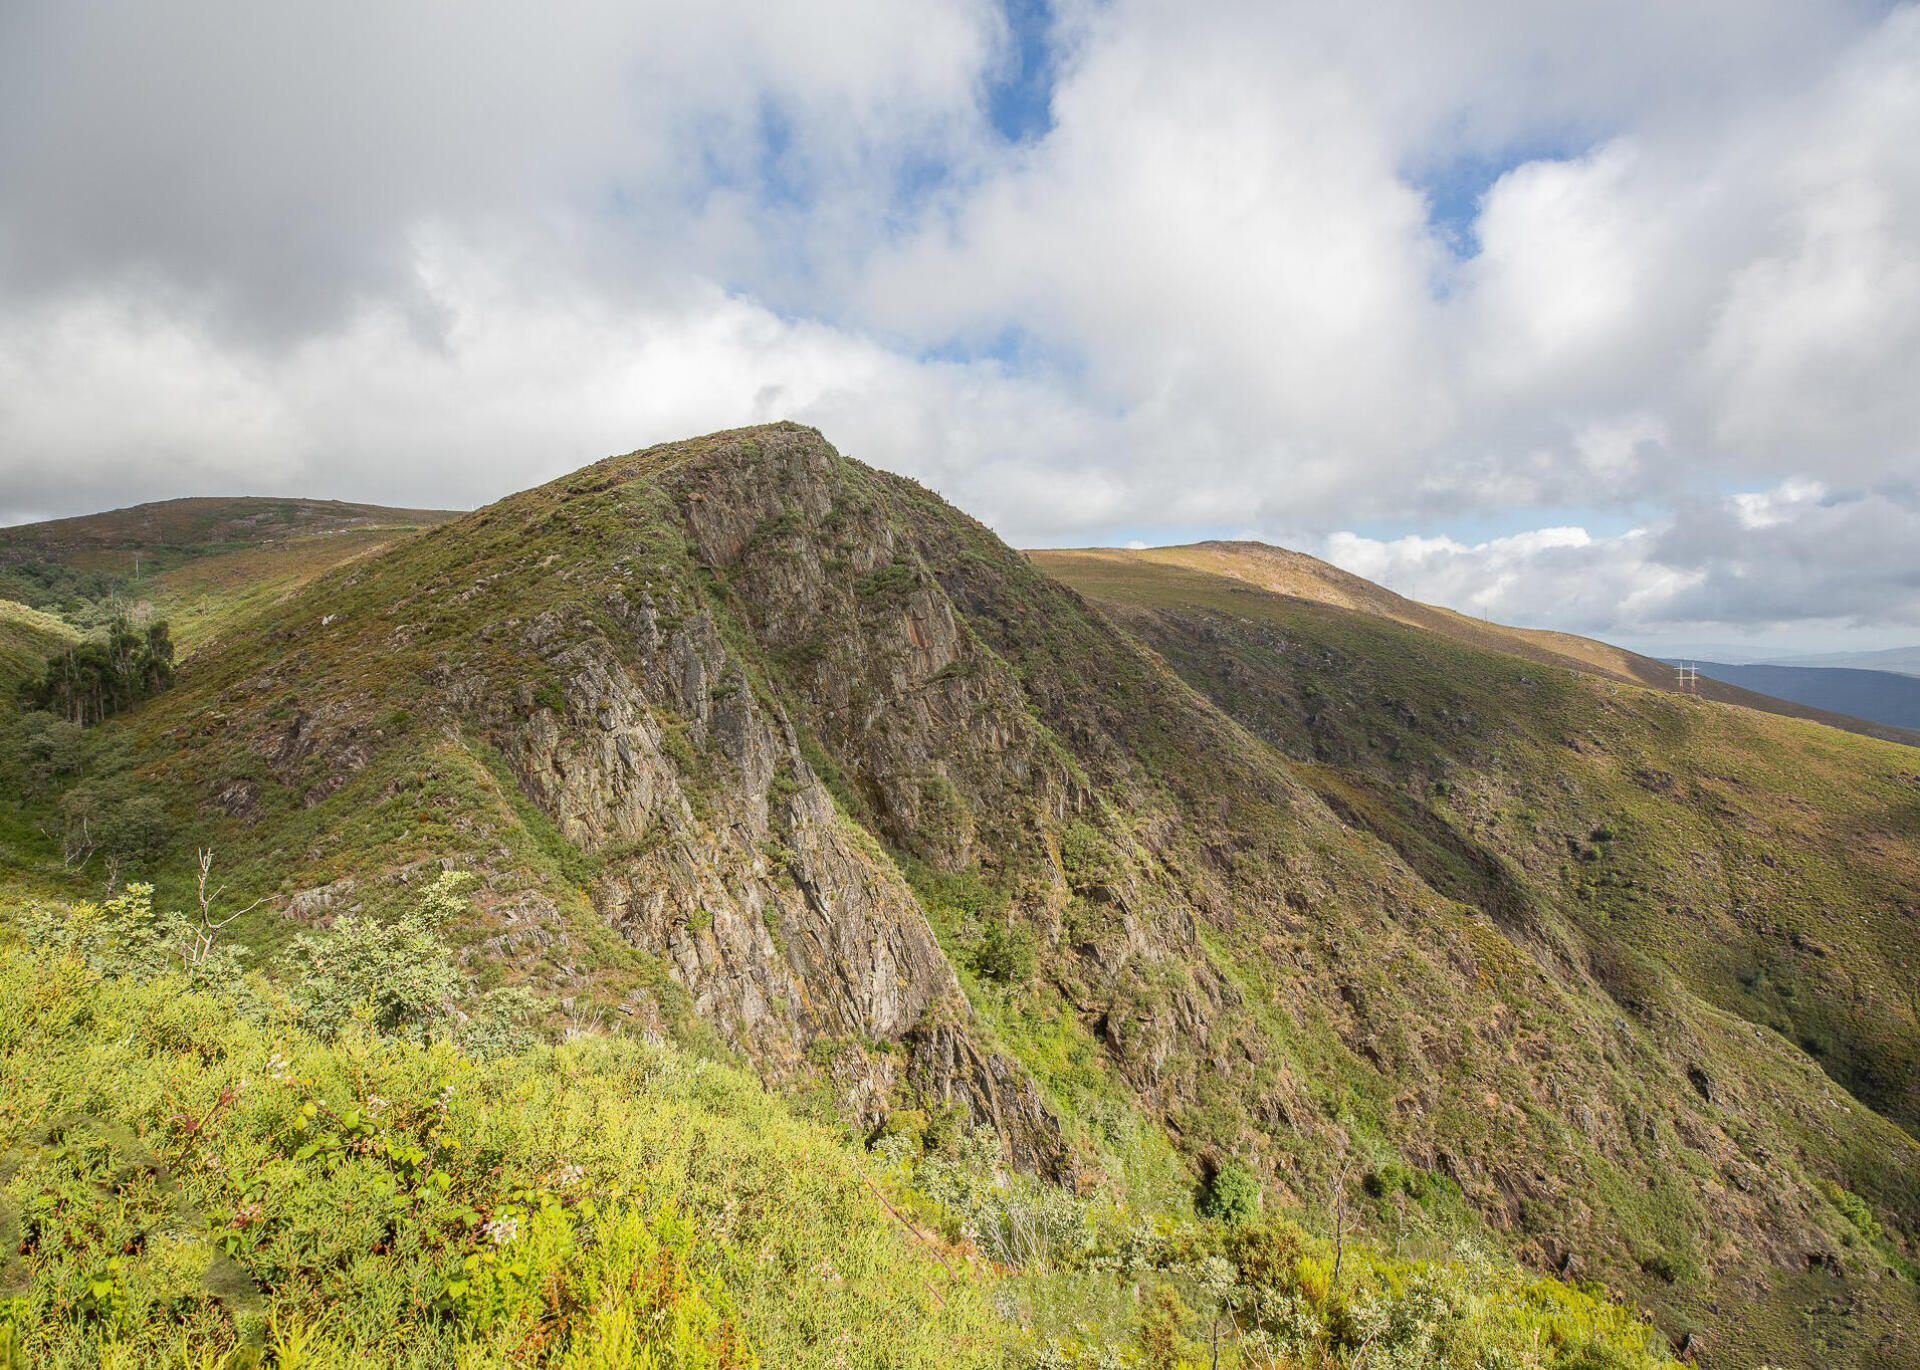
[1675,661,1699,695]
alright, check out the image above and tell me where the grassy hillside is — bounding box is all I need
[0,599,78,697]
[0,496,457,572]
[3,429,1916,1366]
[0,886,1681,1369]
[1040,547,1920,1355]
[1073,542,1920,747]
[1033,549,1920,1126]
[0,498,459,658]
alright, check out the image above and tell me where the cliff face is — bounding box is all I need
[136,424,1920,1366]
[358,428,1077,1178]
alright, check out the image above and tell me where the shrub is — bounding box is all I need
[1818,1179,1884,1245]
[905,1126,1098,1270]
[1197,1160,1262,1226]
[0,934,996,1369]
[972,920,1035,985]
[457,984,551,1060]
[282,870,471,1040]
[49,773,177,872]
[0,709,83,793]
[22,882,246,991]
[1058,821,1119,892]
[857,558,919,598]
[1222,1221,1306,1293]
[1363,1160,1431,1201]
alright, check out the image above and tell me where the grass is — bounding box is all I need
[0,599,78,698]
[0,893,1684,1370]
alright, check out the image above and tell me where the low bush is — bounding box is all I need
[282,870,471,1041]
[0,882,1680,1370]
[1197,1160,1262,1226]
[972,920,1035,985]
[0,933,996,1368]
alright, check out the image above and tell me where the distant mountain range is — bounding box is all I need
[1668,659,1920,732]
[1765,644,1920,676]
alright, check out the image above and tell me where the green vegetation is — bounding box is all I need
[19,616,174,725]
[0,599,79,698]
[0,881,1678,1369]
[0,888,994,1369]
[0,557,130,615]
[0,496,457,658]
[1197,1161,1261,1226]
[1,427,1913,1367]
[1040,544,1920,1365]
[971,920,1036,985]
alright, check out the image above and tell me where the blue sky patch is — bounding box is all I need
[986,0,1058,144]
[1411,138,1586,258]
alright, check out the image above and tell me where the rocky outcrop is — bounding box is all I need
[661,426,1064,873]
[481,544,1070,1173]
[907,1020,1075,1182]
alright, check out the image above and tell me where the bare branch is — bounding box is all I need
[185,848,265,965]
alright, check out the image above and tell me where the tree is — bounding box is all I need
[20,615,175,725]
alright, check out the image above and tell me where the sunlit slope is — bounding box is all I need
[0,496,461,655]
[0,598,78,696]
[0,495,457,567]
[1053,541,1920,747]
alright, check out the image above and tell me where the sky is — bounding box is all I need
[0,1,1916,655]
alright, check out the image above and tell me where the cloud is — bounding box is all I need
[0,230,1142,532]
[0,0,1915,640]
[1319,480,1920,640]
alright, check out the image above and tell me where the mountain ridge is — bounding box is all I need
[3,425,1917,1366]
[1680,660,1920,732]
[1036,541,1920,748]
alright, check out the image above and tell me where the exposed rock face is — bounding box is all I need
[663,426,1062,873]
[908,1020,1075,1179]
[474,497,1071,1175]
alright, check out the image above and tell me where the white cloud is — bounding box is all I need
[1318,479,1920,640]
[0,0,1916,638]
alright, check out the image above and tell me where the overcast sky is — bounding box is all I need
[1,1,1916,653]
